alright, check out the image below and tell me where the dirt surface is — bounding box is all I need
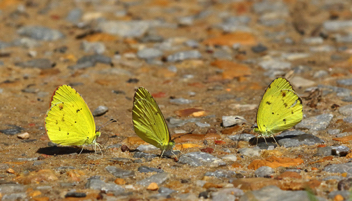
[1,0,352,200]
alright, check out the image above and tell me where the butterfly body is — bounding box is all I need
[45,85,100,149]
[132,87,175,155]
[254,78,303,137]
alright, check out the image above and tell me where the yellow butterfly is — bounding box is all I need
[132,87,175,156]
[45,85,102,153]
[254,77,303,143]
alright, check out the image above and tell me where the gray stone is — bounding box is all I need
[259,60,291,70]
[178,16,194,26]
[239,185,317,201]
[184,40,199,48]
[68,55,112,69]
[238,147,261,157]
[137,48,163,59]
[195,122,210,128]
[167,50,201,62]
[136,144,158,152]
[0,184,25,194]
[14,59,52,69]
[314,85,351,96]
[211,188,244,201]
[17,26,64,41]
[178,152,226,167]
[290,76,315,88]
[133,152,158,160]
[323,176,344,181]
[303,37,323,44]
[331,146,349,157]
[105,166,135,178]
[328,191,350,200]
[251,44,268,53]
[98,20,150,37]
[327,129,340,135]
[169,98,194,105]
[228,134,255,142]
[255,166,275,177]
[293,65,312,74]
[2,193,27,201]
[342,97,352,102]
[138,166,164,173]
[343,116,352,123]
[323,20,352,31]
[324,163,352,175]
[222,116,246,127]
[92,106,108,117]
[204,170,236,178]
[213,49,232,60]
[66,8,82,23]
[278,134,324,148]
[310,45,335,52]
[295,114,333,131]
[0,41,11,49]
[316,146,332,156]
[339,104,352,116]
[222,154,237,162]
[337,78,352,86]
[253,1,288,14]
[81,41,105,54]
[137,172,169,186]
[85,177,124,194]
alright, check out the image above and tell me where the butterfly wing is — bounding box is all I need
[132,87,171,150]
[45,85,97,146]
[256,78,303,136]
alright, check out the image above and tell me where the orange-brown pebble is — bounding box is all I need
[147,182,158,191]
[33,197,49,201]
[114,178,126,185]
[6,168,15,174]
[334,194,344,201]
[29,190,42,197]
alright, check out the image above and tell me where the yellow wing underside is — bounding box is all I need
[132,87,171,150]
[45,85,97,146]
[256,78,303,136]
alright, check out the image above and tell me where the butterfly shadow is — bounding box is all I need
[248,135,297,149]
[37,146,94,155]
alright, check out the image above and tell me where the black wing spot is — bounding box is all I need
[59,127,61,131]
[266,101,271,105]
[55,120,58,124]
[75,121,77,123]
[281,92,286,97]
[272,112,274,115]
[283,119,286,124]
[291,111,294,114]
[67,132,69,135]
[62,117,65,122]
[76,108,82,113]
[284,103,288,107]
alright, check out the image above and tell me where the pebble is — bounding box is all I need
[331,146,349,157]
[221,154,237,162]
[295,114,333,131]
[136,144,159,152]
[137,172,169,187]
[316,146,332,156]
[0,184,25,193]
[169,98,194,105]
[17,132,29,139]
[138,166,164,173]
[66,8,82,23]
[17,26,65,41]
[293,65,312,74]
[178,152,226,167]
[137,48,163,59]
[290,76,315,88]
[339,104,352,116]
[222,116,246,127]
[259,60,291,70]
[85,176,125,194]
[98,20,150,37]
[238,147,261,157]
[337,78,352,86]
[255,166,274,177]
[178,16,194,26]
[324,163,352,175]
[92,106,108,117]
[133,152,158,160]
[167,50,202,62]
[303,37,323,44]
[65,192,86,198]
[240,185,322,201]
[105,166,135,178]
[81,40,106,54]
[328,191,349,200]
[327,129,340,135]
[168,117,199,127]
[323,176,344,181]
[68,55,112,70]
[211,188,244,201]
[184,40,199,48]
[343,116,352,123]
[278,134,324,148]
[0,125,23,135]
[323,20,352,31]
[2,193,27,201]
[195,122,210,128]
[228,134,255,142]
[251,44,268,53]
[204,170,236,178]
[338,178,352,190]
[313,70,328,78]
[14,59,53,69]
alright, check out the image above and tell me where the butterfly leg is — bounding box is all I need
[79,146,85,155]
[271,136,280,147]
[160,149,166,158]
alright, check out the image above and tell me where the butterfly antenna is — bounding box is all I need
[96,119,117,132]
